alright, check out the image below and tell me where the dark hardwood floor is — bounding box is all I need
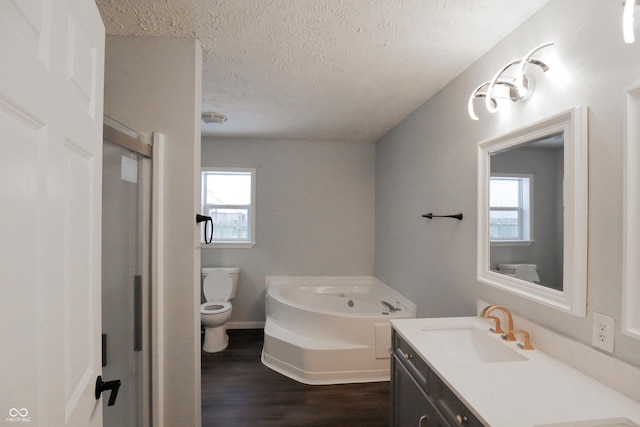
[201,329,390,427]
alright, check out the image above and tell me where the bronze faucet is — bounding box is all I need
[485,315,504,335]
[513,329,534,350]
[481,305,516,341]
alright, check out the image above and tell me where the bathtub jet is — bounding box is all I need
[261,276,416,385]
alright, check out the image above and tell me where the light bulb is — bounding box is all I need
[515,42,554,96]
[624,0,636,44]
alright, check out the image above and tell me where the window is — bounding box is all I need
[201,168,256,247]
[489,175,532,242]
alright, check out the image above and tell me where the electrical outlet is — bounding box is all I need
[592,312,615,353]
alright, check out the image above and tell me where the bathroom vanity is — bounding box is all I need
[392,329,482,426]
[390,317,640,427]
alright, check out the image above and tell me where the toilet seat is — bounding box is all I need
[200,301,231,315]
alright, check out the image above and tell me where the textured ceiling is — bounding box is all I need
[96,0,551,143]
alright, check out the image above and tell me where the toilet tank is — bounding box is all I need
[497,263,539,283]
[202,267,240,299]
[497,263,536,275]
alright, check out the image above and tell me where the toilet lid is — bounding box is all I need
[203,269,233,301]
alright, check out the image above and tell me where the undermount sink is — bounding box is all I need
[534,418,640,427]
[422,327,528,364]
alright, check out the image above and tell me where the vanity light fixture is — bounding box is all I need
[624,0,638,44]
[468,42,554,121]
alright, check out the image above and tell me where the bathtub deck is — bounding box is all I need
[202,329,390,427]
[262,317,392,385]
[265,317,368,349]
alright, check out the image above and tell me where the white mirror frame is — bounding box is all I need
[477,106,588,316]
[623,84,640,339]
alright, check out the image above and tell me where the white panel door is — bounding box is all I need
[0,0,105,425]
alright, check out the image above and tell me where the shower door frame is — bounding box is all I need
[102,118,153,426]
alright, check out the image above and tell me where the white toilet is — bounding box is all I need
[200,267,240,353]
[497,263,540,283]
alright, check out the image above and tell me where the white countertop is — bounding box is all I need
[391,317,640,427]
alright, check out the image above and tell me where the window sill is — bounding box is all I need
[490,240,535,247]
[201,241,256,249]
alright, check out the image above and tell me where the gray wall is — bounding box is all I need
[201,137,375,325]
[375,0,640,368]
[104,35,202,427]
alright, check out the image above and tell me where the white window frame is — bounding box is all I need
[201,167,256,248]
[489,174,534,245]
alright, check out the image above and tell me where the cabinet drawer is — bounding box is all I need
[393,332,431,393]
[430,372,484,427]
[392,356,448,427]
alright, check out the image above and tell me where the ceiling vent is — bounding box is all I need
[201,112,227,125]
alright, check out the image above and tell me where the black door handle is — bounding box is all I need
[95,375,121,406]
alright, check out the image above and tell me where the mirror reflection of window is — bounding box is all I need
[490,175,532,241]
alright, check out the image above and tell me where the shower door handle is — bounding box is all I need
[134,275,142,352]
[95,375,121,406]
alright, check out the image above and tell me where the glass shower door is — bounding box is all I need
[102,129,151,426]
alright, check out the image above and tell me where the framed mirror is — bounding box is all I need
[623,84,640,339]
[477,107,588,316]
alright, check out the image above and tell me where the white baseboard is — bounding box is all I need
[227,321,265,330]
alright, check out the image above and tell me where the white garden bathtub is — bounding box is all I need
[261,276,416,385]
